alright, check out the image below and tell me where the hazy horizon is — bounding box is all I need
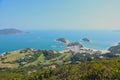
[0,0,120,30]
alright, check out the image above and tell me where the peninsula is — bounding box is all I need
[108,42,120,54]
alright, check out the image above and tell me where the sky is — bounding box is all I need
[0,0,120,30]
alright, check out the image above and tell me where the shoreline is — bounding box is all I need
[0,45,112,56]
[0,41,119,56]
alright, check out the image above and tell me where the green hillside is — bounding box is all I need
[0,48,120,80]
[0,58,120,80]
[0,48,73,69]
[0,48,120,69]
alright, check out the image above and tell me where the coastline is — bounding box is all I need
[0,41,117,56]
[0,30,120,55]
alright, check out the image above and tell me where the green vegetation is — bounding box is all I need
[0,48,120,80]
[0,48,120,69]
[0,58,119,80]
[0,49,73,69]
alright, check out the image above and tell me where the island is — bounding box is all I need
[56,38,70,44]
[82,38,90,42]
[0,28,24,34]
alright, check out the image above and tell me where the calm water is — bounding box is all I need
[0,30,120,55]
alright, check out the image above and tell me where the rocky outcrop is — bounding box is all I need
[108,42,120,54]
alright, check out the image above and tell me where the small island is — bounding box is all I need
[82,38,90,42]
[0,28,25,35]
[56,38,70,44]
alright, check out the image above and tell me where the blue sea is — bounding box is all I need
[0,30,120,55]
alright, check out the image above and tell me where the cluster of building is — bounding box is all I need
[65,43,110,54]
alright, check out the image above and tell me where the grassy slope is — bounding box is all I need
[24,53,45,67]
[0,50,33,68]
[2,51,33,62]
[0,62,19,68]
[24,53,72,67]
[0,50,73,68]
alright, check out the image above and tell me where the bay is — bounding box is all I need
[0,30,120,55]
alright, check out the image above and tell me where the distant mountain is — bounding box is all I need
[0,28,24,34]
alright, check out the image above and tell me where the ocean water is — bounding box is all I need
[0,30,120,55]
